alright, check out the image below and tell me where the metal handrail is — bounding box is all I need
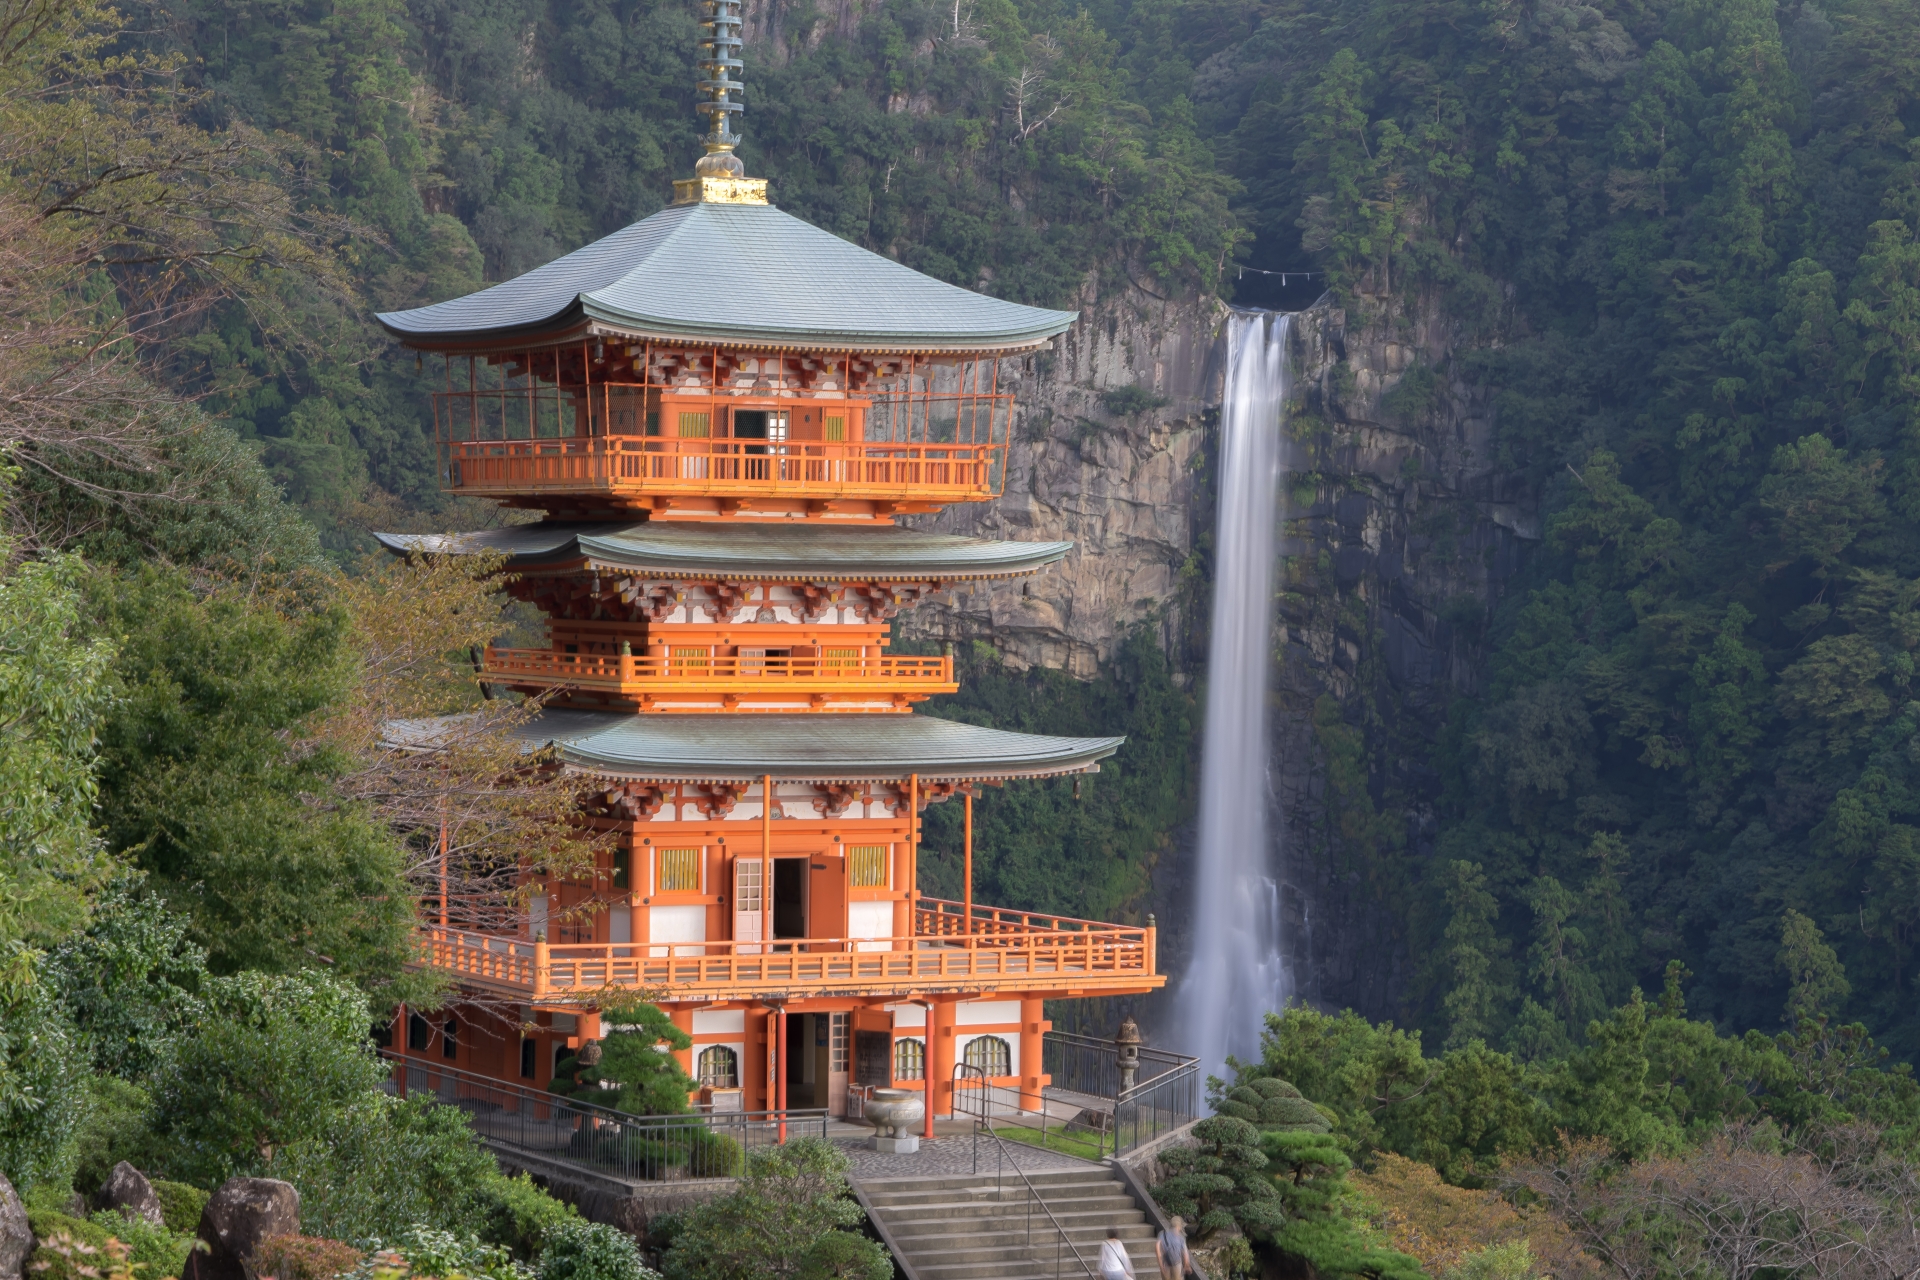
[380,1049,827,1181]
[952,1063,1097,1279]
[1040,1031,1201,1158]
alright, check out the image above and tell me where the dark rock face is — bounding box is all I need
[98,1163,165,1228]
[0,1175,29,1280]
[191,1179,300,1280]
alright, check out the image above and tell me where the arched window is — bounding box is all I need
[697,1045,739,1089]
[963,1035,1011,1077]
[893,1037,926,1081]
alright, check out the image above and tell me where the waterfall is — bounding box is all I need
[1177,309,1293,1083]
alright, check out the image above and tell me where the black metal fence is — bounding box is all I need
[1040,1031,1201,1158]
[381,1050,826,1182]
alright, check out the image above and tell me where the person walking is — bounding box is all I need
[1156,1214,1197,1280]
[1099,1226,1136,1280]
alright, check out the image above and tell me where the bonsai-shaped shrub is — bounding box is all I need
[1152,1115,1286,1237]
[537,1221,658,1280]
[1215,1078,1332,1132]
[660,1138,889,1280]
[152,1180,209,1235]
[548,1002,694,1117]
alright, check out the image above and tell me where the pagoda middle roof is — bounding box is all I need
[385,710,1122,784]
[373,521,1073,581]
[375,201,1077,354]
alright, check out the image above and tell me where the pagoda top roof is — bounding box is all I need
[386,711,1121,784]
[375,201,1077,355]
[373,520,1073,582]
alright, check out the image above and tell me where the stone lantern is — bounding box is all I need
[1115,1015,1142,1092]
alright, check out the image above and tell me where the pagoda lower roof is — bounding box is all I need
[373,521,1072,581]
[385,710,1121,783]
[374,201,1076,354]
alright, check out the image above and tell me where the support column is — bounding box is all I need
[745,1009,769,1110]
[1018,998,1050,1113]
[776,1010,789,1143]
[927,999,956,1126]
[669,1007,695,1093]
[577,1009,602,1045]
[962,792,973,932]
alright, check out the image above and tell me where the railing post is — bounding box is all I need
[533,939,550,997]
[1145,915,1157,975]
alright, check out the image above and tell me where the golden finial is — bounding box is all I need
[675,0,768,205]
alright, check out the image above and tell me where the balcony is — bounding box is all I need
[441,437,1003,511]
[480,647,957,709]
[417,897,1162,1004]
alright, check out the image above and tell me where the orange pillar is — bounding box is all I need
[1018,998,1050,1113]
[928,999,956,1124]
[746,1009,769,1110]
[962,792,973,933]
[669,1007,695,1094]
[776,1009,789,1143]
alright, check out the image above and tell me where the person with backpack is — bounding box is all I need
[1157,1215,1197,1279]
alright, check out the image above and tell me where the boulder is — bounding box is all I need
[0,1175,28,1280]
[191,1179,299,1280]
[98,1163,165,1228]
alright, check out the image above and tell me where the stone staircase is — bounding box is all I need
[856,1166,1160,1280]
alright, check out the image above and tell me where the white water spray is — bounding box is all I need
[1177,309,1292,1082]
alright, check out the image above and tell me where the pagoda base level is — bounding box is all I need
[496,496,941,523]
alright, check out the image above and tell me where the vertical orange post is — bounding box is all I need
[776,1009,788,1143]
[908,774,919,932]
[962,791,973,936]
[927,999,955,1129]
[761,774,773,950]
[438,800,449,929]
[1018,998,1050,1113]
[921,1000,936,1141]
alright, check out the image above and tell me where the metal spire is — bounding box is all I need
[695,0,745,178]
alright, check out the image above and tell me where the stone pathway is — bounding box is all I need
[835,1131,1097,1180]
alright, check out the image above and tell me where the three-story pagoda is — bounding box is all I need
[376,0,1163,1128]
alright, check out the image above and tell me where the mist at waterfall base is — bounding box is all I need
[1175,310,1293,1084]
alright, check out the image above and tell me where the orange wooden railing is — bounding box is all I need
[481,647,955,697]
[438,436,1004,502]
[417,908,1159,1000]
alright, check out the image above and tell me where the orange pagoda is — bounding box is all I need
[375,0,1163,1129]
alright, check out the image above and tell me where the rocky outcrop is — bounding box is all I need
[191,1178,300,1280]
[0,1176,28,1280]
[901,282,1226,676]
[98,1163,164,1228]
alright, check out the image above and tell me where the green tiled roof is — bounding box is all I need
[375,201,1076,353]
[383,711,1121,783]
[373,521,1072,581]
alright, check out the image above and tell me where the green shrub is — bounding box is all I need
[273,1096,496,1244]
[381,1225,527,1280]
[470,1174,579,1260]
[537,1221,656,1280]
[27,1211,116,1280]
[88,1207,199,1279]
[70,1078,157,1196]
[253,1234,365,1280]
[151,1182,208,1235]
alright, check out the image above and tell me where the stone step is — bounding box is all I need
[878,1208,1151,1238]
[871,1193,1141,1222]
[860,1168,1115,1195]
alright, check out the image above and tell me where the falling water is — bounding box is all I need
[1177,309,1293,1082]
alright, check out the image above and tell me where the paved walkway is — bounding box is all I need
[836,1130,1098,1180]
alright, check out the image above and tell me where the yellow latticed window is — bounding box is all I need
[893,1037,925,1081]
[657,848,701,893]
[824,647,860,670]
[824,415,846,442]
[849,845,888,888]
[672,646,710,671]
[677,411,711,438]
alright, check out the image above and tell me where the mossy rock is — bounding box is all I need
[150,1183,207,1237]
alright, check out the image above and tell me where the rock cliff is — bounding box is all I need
[907,282,1541,1029]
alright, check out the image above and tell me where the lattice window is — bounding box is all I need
[849,845,888,888]
[824,415,846,442]
[672,646,709,672]
[657,848,701,893]
[830,1013,848,1073]
[677,411,711,438]
[963,1036,1012,1076]
[823,646,859,671]
[893,1037,926,1081]
[735,859,763,915]
[698,1045,739,1088]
